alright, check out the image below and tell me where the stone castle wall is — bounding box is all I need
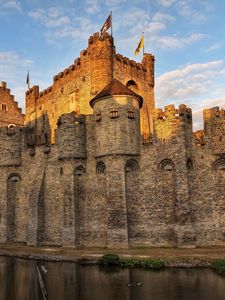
[0,32,224,249]
[0,98,224,248]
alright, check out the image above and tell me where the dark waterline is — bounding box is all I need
[0,257,225,300]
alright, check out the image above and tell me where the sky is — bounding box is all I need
[0,0,225,130]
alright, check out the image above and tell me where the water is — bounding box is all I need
[0,257,224,300]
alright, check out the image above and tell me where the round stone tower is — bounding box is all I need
[90,79,143,157]
[55,113,86,160]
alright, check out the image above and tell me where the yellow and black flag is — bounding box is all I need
[135,33,144,56]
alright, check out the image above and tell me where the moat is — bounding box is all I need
[0,257,225,300]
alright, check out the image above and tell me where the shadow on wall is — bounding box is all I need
[25,112,51,147]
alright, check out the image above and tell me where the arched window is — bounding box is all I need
[8,124,16,129]
[74,165,86,176]
[212,158,225,170]
[7,173,21,242]
[158,159,174,171]
[8,173,21,182]
[96,161,106,174]
[126,80,138,93]
[186,159,193,170]
[125,159,139,172]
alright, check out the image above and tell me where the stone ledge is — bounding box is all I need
[0,244,224,267]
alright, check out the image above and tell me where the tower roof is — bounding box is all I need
[90,79,143,108]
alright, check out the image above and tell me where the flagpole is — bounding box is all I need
[111,11,113,37]
[142,32,144,56]
[111,11,114,79]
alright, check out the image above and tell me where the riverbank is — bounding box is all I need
[0,243,225,268]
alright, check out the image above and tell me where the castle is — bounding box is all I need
[0,32,224,248]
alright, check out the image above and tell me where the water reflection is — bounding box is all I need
[0,257,224,300]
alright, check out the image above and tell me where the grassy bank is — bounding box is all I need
[212,259,225,276]
[98,253,225,277]
[99,253,165,270]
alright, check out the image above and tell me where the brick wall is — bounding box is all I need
[0,82,24,127]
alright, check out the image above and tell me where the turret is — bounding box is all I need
[90,79,143,157]
[90,79,143,249]
[142,53,155,87]
[203,106,225,154]
[0,126,22,166]
[154,104,193,152]
[25,86,39,124]
[87,32,114,96]
[55,113,86,159]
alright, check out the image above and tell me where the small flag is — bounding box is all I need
[135,34,144,56]
[101,13,112,36]
[26,70,30,90]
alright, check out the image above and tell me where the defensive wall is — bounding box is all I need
[0,78,224,248]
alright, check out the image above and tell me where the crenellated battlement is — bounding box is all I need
[154,104,192,120]
[203,106,225,154]
[154,104,193,144]
[26,32,114,100]
[115,53,147,71]
[55,112,86,160]
[203,106,225,122]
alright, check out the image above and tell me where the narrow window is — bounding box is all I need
[96,112,101,122]
[2,104,7,111]
[109,108,118,119]
[128,109,135,119]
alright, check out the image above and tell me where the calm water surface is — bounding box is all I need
[0,257,225,300]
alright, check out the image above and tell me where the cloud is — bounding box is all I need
[154,33,207,49]
[4,0,22,12]
[122,8,150,27]
[85,0,101,14]
[0,51,32,68]
[152,12,176,23]
[176,0,206,22]
[28,8,71,28]
[205,43,221,53]
[157,0,210,23]
[156,0,177,7]
[156,60,225,129]
[0,0,22,14]
[28,6,99,43]
[117,6,206,54]
[146,22,166,34]
[0,51,33,111]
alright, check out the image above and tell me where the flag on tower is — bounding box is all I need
[101,12,112,36]
[135,33,144,56]
[26,70,30,90]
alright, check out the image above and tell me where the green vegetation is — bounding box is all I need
[99,253,120,267]
[212,259,225,277]
[99,254,165,270]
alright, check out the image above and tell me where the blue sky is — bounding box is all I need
[0,0,225,130]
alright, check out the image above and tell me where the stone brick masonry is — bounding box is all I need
[0,32,224,249]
